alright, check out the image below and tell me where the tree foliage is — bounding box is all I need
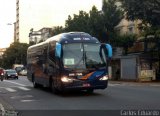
[64,0,123,43]
[1,42,29,69]
[65,11,90,32]
[120,0,160,55]
[52,26,65,35]
[120,0,160,27]
[102,0,124,32]
[88,6,104,42]
[119,34,137,54]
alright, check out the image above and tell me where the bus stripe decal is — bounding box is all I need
[88,70,106,80]
[80,72,94,80]
[80,70,106,80]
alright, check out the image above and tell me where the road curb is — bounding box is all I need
[109,80,160,86]
[0,103,5,116]
[0,97,18,116]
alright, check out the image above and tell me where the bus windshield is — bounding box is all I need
[62,43,107,70]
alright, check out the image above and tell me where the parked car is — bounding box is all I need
[5,69,18,79]
[19,69,27,76]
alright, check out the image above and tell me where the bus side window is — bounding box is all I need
[43,46,47,62]
[49,43,55,61]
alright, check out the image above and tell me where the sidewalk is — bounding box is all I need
[109,79,160,86]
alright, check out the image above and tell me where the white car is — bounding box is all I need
[19,69,27,76]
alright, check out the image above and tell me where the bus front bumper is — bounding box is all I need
[61,80,108,91]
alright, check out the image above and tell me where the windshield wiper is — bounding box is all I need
[72,51,86,70]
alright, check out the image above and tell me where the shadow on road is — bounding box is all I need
[33,86,103,97]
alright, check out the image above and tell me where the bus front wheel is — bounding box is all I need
[50,80,59,94]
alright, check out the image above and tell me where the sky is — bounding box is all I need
[0,0,16,48]
[0,0,102,48]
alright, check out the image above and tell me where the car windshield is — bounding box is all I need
[6,70,17,74]
[62,43,106,70]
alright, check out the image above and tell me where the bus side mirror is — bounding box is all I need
[105,44,112,58]
[55,43,62,58]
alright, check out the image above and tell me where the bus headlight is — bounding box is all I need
[61,76,73,83]
[99,75,108,81]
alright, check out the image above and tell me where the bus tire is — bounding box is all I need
[33,80,39,88]
[50,80,59,94]
[32,76,39,88]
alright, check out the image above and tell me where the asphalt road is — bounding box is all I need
[0,76,160,116]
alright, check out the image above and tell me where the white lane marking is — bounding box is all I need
[4,80,26,87]
[108,83,121,86]
[5,88,16,92]
[11,95,33,99]
[21,100,36,102]
[17,86,30,91]
[150,84,160,87]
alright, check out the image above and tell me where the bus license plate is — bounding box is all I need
[83,83,90,87]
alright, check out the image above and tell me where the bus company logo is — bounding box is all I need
[82,38,90,40]
[73,37,90,41]
[73,38,81,40]
[69,73,75,76]
[69,73,82,77]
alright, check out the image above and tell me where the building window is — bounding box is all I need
[128,27,134,34]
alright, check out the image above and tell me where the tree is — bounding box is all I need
[120,0,160,27]
[65,10,90,32]
[52,26,65,35]
[1,42,29,68]
[64,1,123,43]
[119,34,137,54]
[101,0,124,43]
[29,41,36,46]
[88,6,104,42]
[102,0,124,32]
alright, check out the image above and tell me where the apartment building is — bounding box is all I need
[16,0,34,44]
[39,27,52,42]
[15,0,19,42]
[115,19,142,36]
[29,27,52,44]
[29,29,42,44]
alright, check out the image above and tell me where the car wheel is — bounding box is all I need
[0,76,3,81]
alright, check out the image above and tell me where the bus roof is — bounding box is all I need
[28,32,100,50]
[49,32,100,44]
